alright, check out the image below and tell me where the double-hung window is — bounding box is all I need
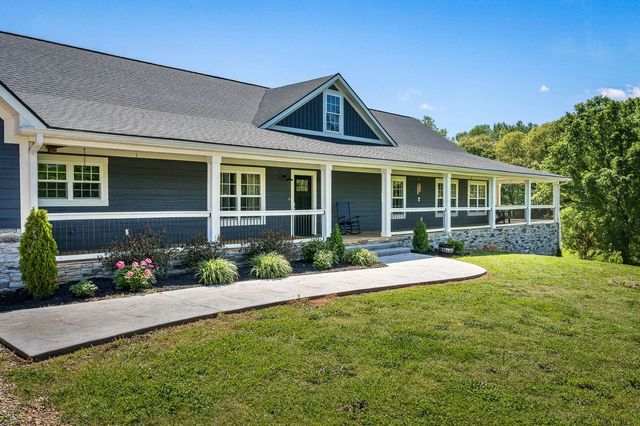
[220,166,266,225]
[324,91,342,133]
[391,176,406,219]
[468,181,488,215]
[37,154,109,207]
[435,178,458,217]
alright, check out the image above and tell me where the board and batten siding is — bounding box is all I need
[331,171,381,232]
[0,118,21,229]
[344,100,379,140]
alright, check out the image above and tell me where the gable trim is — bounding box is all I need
[269,125,388,145]
[261,74,397,146]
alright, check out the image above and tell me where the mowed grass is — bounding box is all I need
[1,254,640,425]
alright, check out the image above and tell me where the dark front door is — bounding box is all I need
[293,175,312,237]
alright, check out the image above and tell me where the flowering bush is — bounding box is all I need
[114,258,156,292]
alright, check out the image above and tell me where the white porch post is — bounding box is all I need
[489,176,496,229]
[208,154,221,241]
[443,172,452,234]
[28,133,44,213]
[381,167,392,237]
[553,181,561,222]
[524,179,532,225]
[321,163,333,238]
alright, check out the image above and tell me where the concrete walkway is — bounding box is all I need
[0,254,485,360]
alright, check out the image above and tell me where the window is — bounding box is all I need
[324,91,342,133]
[220,166,266,226]
[468,181,488,215]
[38,154,108,207]
[435,178,458,217]
[391,176,406,219]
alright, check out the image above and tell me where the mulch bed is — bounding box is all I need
[0,261,386,313]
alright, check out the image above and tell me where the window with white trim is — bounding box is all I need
[435,178,458,217]
[38,154,108,207]
[468,181,488,215]
[220,166,266,226]
[391,176,406,219]
[324,91,342,133]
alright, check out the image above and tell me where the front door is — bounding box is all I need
[293,175,313,237]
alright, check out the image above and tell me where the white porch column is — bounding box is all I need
[381,168,392,237]
[28,133,44,213]
[524,179,532,225]
[19,141,31,230]
[553,181,561,223]
[443,172,452,234]
[489,176,496,229]
[321,163,333,238]
[208,154,221,241]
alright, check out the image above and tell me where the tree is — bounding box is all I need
[549,96,640,264]
[495,131,528,167]
[412,218,431,253]
[458,134,496,159]
[420,114,448,138]
[19,208,59,299]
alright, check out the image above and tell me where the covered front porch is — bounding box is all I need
[23,134,561,258]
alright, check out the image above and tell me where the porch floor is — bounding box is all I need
[0,254,485,360]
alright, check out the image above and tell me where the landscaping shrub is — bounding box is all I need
[242,229,295,261]
[325,224,345,263]
[313,249,335,270]
[100,227,173,279]
[412,217,431,254]
[195,258,239,285]
[114,258,156,292]
[69,280,98,298]
[19,208,59,299]
[344,248,378,267]
[250,252,292,279]
[183,234,225,269]
[302,239,325,263]
[447,239,465,255]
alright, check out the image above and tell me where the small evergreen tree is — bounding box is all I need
[19,208,59,299]
[412,217,431,253]
[325,224,345,263]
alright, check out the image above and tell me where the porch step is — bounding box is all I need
[373,246,412,257]
[345,239,412,258]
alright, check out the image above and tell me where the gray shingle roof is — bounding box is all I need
[0,32,564,179]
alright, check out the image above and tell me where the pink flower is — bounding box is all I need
[144,268,152,277]
[144,258,152,264]
[126,270,134,278]
[140,260,148,267]
[131,262,139,268]
[116,261,125,270]
[148,264,154,269]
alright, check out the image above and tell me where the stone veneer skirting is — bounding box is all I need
[2,223,560,289]
[0,229,22,290]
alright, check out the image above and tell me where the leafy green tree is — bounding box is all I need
[19,208,59,299]
[549,96,640,264]
[420,114,448,138]
[561,206,598,260]
[525,121,562,169]
[458,134,496,159]
[412,218,431,253]
[495,131,528,166]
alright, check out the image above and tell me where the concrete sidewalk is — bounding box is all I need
[0,254,485,360]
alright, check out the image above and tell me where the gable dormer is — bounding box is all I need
[257,75,395,146]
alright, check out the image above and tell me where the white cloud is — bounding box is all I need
[397,88,420,102]
[540,84,550,93]
[598,87,628,100]
[419,102,434,111]
[631,87,640,98]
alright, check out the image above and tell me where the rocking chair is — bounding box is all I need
[336,201,361,235]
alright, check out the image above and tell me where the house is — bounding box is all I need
[0,32,567,288]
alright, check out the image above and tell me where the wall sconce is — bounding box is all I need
[416,181,422,203]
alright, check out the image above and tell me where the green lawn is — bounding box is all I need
[2,254,640,425]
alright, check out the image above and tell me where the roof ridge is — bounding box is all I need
[267,74,338,91]
[369,108,420,120]
[0,30,269,89]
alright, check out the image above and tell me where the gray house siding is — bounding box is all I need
[332,171,381,232]
[275,94,323,132]
[0,119,21,229]
[344,100,379,140]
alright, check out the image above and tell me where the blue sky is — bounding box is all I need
[1,0,639,136]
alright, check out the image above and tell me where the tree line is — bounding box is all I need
[421,96,640,265]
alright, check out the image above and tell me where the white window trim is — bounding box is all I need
[468,180,488,216]
[391,176,406,220]
[37,154,109,207]
[220,165,266,226]
[435,178,458,217]
[323,89,344,135]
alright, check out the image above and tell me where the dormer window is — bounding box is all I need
[324,91,343,133]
